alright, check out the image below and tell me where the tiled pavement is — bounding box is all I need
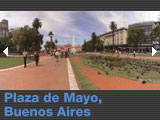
[0,57,70,90]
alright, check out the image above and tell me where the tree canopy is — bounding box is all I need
[44,41,55,53]
[127,28,147,50]
[32,18,42,33]
[82,32,104,52]
[12,25,37,51]
[12,25,43,51]
[0,37,13,53]
[150,25,160,43]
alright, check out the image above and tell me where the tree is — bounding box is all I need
[0,38,13,53]
[48,31,54,50]
[95,37,104,51]
[12,25,37,51]
[55,39,58,49]
[91,32,97,51]
[32,18,43,51]
[150,25,160,44]
[32,18,42,33]
[82,40,87,52]
[110,21,117,50]
[82,40,92,52]
[127,28,147,51]
[82,32,104,52]
[44,41,55,53]
[33,34,43,51]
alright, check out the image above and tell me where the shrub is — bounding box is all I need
[104,56,121,62]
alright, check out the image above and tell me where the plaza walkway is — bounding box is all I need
[0,56,71,90]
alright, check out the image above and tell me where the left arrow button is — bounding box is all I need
[3,47,8,56]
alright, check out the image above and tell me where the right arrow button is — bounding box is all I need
[152,47,157,56]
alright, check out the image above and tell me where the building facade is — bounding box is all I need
[0,19,9,38]
[56,44,82,53]
[75,45,82,52]
[128,21,160,52]
[99,27,128,50]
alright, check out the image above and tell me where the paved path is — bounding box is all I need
[0,56,73,90]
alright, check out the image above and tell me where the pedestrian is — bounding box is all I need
[65,51,69,58]
[133,51,136,57]
[55,50,59,62]
[23,49,28,68]
[34,51,39,66]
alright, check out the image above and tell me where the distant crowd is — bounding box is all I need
[51,49,70,62]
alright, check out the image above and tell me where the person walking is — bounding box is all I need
[34,51,39,66]
[133,51,136,57]
[55,50,60,62]
[65,51,69,58]
[23,49,28,68]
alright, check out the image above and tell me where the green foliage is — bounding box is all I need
[150,25,160,43]
[12,18,43,52]
[82,32,104,52]
[81,54,160,84]
[12,25,36,51]
[48,31,53,37]
[110,21,117,32]
[44,41,55,53]
[104,56,121,61]
[32,18,42,33]
[32,18,43,51]
[0,37,13,52]
[12,25,43,51]
[127,28,147,50]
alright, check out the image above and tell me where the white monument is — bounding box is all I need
[71,32,76,53]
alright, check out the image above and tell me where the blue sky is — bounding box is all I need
[0,11,159,46]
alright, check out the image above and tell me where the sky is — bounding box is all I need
[0,11,159,46]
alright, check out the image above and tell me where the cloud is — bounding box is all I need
[0,11,160,45]
[87,11,160,33]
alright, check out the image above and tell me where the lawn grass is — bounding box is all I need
[0,57,33,69]
[80,54,160,84]
[69,56,100,90]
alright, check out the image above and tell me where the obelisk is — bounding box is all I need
[71,32,76,53]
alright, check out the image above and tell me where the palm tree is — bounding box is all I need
[32,18,42,33]
[55,39,58,49]
[110,21,117,50]
[48,31,54,51]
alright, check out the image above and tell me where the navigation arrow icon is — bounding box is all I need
[3,47,8,56]
[152,47,157,56]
